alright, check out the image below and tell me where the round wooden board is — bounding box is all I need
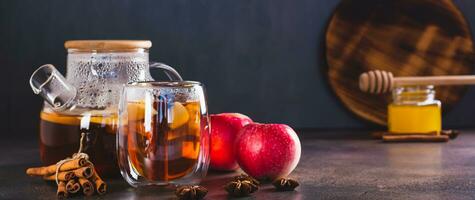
[326,0,475,125]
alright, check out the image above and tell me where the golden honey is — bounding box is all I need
[388,104,441,134]
[388,85,441,134]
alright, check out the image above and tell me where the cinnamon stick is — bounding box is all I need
[382,134,449,142]
[72,166,93,179]
[57,181,68,199]
[26,158,87,176]
[42,171,75,181]
[66,179,81,194]
[78,177,94,196]
[91,169,107,195]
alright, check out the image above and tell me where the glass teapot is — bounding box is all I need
[29,40,182,176]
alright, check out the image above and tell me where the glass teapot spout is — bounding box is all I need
[30,64,77,111]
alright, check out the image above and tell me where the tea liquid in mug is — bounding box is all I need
[39,111,118,176]
[121,100,201,181]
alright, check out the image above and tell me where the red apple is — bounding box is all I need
[235,123,301,180]
[210,113,253,171]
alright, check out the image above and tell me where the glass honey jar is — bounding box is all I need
[388,85,441,134]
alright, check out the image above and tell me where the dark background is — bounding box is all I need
[2,0,475,140]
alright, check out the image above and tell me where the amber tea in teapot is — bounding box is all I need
[39,110,119,174]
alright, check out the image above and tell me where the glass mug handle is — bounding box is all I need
[149,62,183,81]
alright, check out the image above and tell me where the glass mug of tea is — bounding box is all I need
[117,81,210,187]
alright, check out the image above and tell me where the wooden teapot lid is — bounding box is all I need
[64,40,152,50]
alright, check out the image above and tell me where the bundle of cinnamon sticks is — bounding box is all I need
[26,157,106,199]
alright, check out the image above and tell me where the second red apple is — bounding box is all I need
[235,123,301,180]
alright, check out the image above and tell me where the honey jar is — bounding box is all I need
[388,85,441,134]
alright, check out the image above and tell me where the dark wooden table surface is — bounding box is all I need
[2,130,475,200]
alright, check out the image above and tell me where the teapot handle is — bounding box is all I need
[149,62,183,81]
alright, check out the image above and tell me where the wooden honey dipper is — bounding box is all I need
[359,70,475,93]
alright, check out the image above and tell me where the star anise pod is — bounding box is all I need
[232,173,260,186]
[272,178,299,191]
[224,179,258,197]
[175,185,208,200]
[441,130,459,139]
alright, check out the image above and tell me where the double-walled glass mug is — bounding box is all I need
[117,81,210,187]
